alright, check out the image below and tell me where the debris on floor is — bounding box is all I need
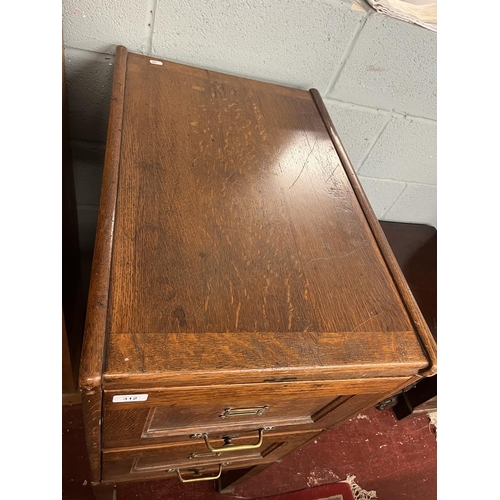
[428,411,437,438]
[344,475,378,500]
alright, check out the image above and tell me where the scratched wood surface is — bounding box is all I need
[104,330,425,386]
[80,49,438,496]
[104,52,426,381]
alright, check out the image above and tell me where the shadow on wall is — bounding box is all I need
[64,49,115,259]
[65,50,114,143]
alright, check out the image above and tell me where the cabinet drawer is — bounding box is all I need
[102,429,319,482]
[103,381,402,447]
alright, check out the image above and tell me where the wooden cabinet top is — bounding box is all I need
[80,47,436,390]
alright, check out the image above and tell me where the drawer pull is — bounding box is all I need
[220,406,269,419]
[175,464,223,483]
[202,428,265,452]
[188,451,222,459]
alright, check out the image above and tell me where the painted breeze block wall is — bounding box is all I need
[63,0,437,254]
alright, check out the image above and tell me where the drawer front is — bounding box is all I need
[102,429,319,482]
[103,381,402,447]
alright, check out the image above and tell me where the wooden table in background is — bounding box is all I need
[380,222,437,419]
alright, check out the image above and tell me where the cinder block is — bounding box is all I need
[152,0,365,90]
[358,117,436,185]
[62,0,148,54]
[358,176,406,219]
[325,101,388,169]
[383,183,437,228]
[65,50,114,142]
[76,205,99,254]
[328,13,436,119]
[72,140,106,206]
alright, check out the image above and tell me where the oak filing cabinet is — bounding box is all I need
[80,46,437,499]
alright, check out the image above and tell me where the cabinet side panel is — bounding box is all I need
[79,45,128,391]
[79,45,128,484]
[82,389,103,483]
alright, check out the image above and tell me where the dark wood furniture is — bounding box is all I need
[379,222,437,419]
[80,46,437,499]
[63,40,84,405]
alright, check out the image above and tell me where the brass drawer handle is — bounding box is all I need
[220,406,269,419]
[188,451,222,459]
[175,464,223,483]
[202,428,265,452]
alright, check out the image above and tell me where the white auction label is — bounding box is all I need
[112,394,148,403]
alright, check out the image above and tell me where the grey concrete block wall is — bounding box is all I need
[384,183,437,228]
[62,0,148,54]
[65,48,115,143]
[358,117,437,184]
[357,176,406,219]
[327,13,437,119]
[324,101,390,169]
[63,0,437,253]
[151,0,365,90]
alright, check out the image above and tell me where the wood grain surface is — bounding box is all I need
[100,379,407,449]
[81,389,103,483]
[79,45,128,391]
[78,47,437,496]
[103,50,429,381]
[104,330,426,386]
[79,45,128,486]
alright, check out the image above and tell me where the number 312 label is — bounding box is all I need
[112,394,149,403]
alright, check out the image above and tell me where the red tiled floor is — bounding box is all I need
[62,405,436,500]
[62,404,94,500]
